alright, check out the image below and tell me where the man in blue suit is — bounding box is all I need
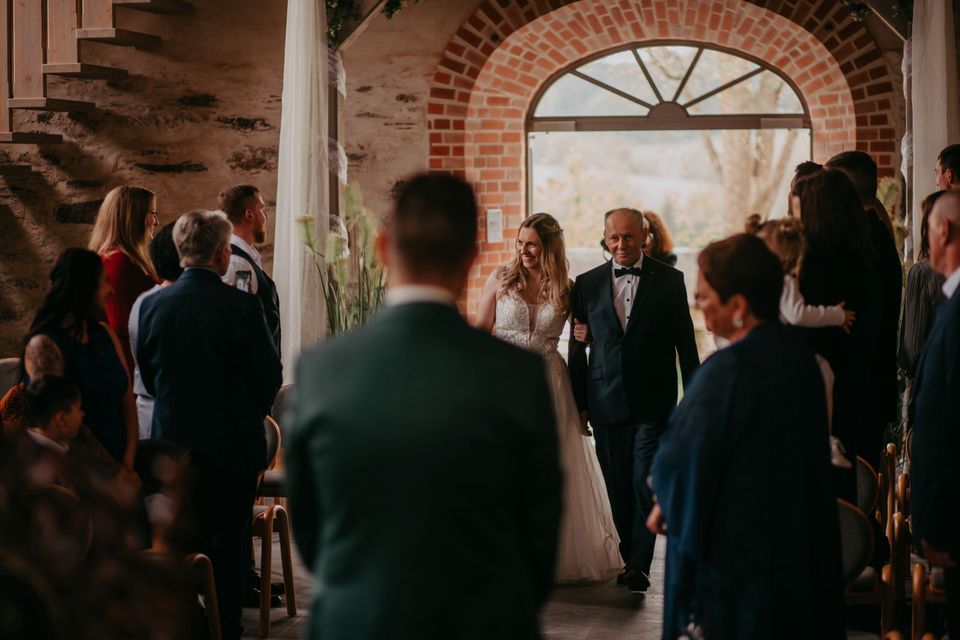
[911,189,960,634]
[568,208,699,592]
[138,209,282,640]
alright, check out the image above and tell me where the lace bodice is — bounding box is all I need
[494,291,567,356]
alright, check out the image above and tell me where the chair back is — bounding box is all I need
[0,357,20,393]
[264,416,281,471]
[837,498,875,588]
[880,443,896,543]
[271,384,294,427]
[856,456,879,516]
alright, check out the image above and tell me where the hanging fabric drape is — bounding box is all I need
[274,0,330,380]
[911,0,960,258]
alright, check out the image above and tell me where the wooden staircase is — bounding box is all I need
[0,0,193,175]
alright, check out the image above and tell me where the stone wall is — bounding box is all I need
[0,0,287,355]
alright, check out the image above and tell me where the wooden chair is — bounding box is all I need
[252,416,297,637]
[261,385,293,503]
[912,563,947,640]
[839,498,894,634]
[187,553,222,640]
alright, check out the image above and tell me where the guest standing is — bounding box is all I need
[23,249,138,467]
[935,144,960,191]
[89,185,160,369]
[641,210,678,266]
[899,191,947,376]
[287,174,561,640]
[910,189,960,634]
[137,210,281,640]
[649,234,845,639]
[218,184,281,351]
[128,223,183,439]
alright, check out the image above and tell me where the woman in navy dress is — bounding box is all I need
[649,234,844,639]
[23,249,137,467]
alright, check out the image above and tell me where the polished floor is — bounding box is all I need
[242,536,667,639]
[242,533,903,639]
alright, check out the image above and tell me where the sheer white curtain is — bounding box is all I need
[911,0,960,255]
[274,0,329,380]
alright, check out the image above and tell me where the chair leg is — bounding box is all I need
[912,563,926,640]
[274,505,297,616]
[881,564,894,635]
[258,508,276,638]
[188,553,222,640]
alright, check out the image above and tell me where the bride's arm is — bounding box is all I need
[474,268,501,332]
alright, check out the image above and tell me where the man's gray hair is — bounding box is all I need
[173,209,233,267]
[604,207,650,231]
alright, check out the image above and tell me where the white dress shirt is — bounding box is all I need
[611,254,643,330]
[942,265,960,299]
[385,285,457,307]
[223,234,262,294]
[128,283,165,439]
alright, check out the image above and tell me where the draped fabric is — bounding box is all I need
[911,0,960,258]
[274,0,329,379]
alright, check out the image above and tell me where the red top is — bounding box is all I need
[101,250,157,370]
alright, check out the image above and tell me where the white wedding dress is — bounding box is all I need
[495,291,622,583]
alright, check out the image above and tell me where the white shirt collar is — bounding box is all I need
[230,234,262,268]
[942,266,960,299]
[385,285,457,307]
[611,253,644,272]
[27,429,68,453]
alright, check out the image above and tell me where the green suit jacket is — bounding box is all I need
[287,302,562,640]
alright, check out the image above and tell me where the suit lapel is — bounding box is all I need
[597,261,622,333]
[624,259,656,335]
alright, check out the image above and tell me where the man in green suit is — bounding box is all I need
[287,173,562,640]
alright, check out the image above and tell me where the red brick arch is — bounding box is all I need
[426,0,898,310]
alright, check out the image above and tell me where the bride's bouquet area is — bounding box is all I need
[299,185,386,336]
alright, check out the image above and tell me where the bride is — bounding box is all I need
[476,213,621,583]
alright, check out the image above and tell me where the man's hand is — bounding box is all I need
[922,539,957,567]
[646,503,666,535]
[572,318,590,344]
[579,411,591,437]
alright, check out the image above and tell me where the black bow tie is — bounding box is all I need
[614,267,641,278]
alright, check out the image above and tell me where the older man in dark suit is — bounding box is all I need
[287,174,561,640]
[569,207,699,592]
[137,209,282,640]
[911,189,960,634]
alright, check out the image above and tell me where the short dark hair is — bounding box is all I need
[698,233,783,322]
[939,144,960,182]
[391,173,478,275]
[23,374,80,430]
[825,151,878,207]
[149,222,183,282]
[217,184,260,224]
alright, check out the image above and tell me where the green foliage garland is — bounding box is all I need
[327,0,422,48]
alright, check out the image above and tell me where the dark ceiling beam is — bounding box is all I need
[338,0,389,51]
[861,0,910,41]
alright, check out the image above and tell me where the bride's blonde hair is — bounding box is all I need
[499,212,570,314]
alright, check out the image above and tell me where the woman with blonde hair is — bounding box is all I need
[641,210,677,266]
[476,212,622,583]
[89,185,159,368]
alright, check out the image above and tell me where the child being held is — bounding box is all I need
[23,374,84,454]
[746,214,854,468]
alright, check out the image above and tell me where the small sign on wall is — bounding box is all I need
[486,208,503,243]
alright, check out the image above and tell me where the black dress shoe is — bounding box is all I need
[243,584,283,608]
[616,567,632,584]
[246,568,285,596]
[626,570,651,593]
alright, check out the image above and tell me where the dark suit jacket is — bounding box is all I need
[866,209,903,426]
[568,257,699,426]
[287,302,562,640]
[137,268,282,473]
[910,285,960,557]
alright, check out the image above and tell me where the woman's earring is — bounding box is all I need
[732,315,744,329]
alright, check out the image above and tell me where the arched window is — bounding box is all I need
[527,43,812,281]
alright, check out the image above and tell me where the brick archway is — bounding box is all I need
[427,0,893,309]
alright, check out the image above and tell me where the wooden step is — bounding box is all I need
[77,28,161,48]
[8,98,95,112]
[44,63,128,80]
[114,0,193,14]
[0,132,63,144]
[0,163,32,176]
